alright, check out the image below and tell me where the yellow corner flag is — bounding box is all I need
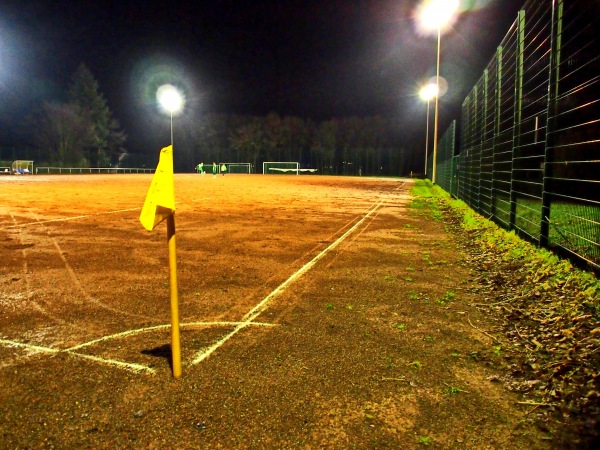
[140,145,175,231]
[139,144,182,379]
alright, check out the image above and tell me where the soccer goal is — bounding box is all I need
[221,163,252,174]
[263,162,299,175]
[11,160,34,175]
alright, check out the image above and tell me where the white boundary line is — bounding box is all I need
[0,339,60,354]
[3,207,140,229]
[66,321,277,351]
[0,321,277,374]
[191,185,404,365]
[0,338,153,373]
[65,352,154,373]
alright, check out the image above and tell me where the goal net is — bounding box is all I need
[221,163,252,174]
[263,162,300,175]
[11,160,34,174]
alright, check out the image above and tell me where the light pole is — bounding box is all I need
[419,83,439,178]
[418,0,459,184]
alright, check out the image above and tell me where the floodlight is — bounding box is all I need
[419,83,439,101]
[157,84,184,115]
[156,84,185,146]
[418,0,460,32]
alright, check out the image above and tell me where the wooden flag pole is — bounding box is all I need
[167,213,182,378]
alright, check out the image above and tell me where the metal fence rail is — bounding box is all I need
[35,167,155,174]
[431,0,599,270]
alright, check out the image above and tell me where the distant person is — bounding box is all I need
[197,162,204,175]
[221,163,227,176]
[212,162,217,178]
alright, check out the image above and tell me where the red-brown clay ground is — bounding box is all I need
[1,174,554,448]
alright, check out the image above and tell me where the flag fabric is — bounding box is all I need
[140,145,175,231]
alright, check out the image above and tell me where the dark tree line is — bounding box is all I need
[155,112,422,176]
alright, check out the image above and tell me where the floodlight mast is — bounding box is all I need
[418,0,459,184]
[432,27,442,184]
[419,83,439,177]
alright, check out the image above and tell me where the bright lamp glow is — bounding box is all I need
[417,0,460,32]
[419,83,439,101]
[157,84,184,115]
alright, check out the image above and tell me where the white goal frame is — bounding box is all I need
[220,163,252,174]
[11,160,34,175]
[263,161,300,175]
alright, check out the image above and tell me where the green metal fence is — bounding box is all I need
[431,0,599,270]
[428,120,457,197]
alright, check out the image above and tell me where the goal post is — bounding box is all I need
[11,160,34,175]
[263,162,300,175]
[220,163,252,174]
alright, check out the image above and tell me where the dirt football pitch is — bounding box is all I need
[1,174,554,448]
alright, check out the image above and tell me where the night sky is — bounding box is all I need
[0,0,523,153]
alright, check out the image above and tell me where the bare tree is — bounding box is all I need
[32,102,94,166]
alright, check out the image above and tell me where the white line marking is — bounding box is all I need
[0,321,277,374]
[3,208,140,229]
[0,338,60,354]
[191,187,403,365]
[0,338,150,373]
[64,351,155,373]
[67,321,277,351]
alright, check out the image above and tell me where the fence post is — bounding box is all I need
[510,10,526,231]
[473,85,481,212]
[540,0,563,248]
[451,155,457,197]
[491,45,503,220]
[483,68,492,215]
